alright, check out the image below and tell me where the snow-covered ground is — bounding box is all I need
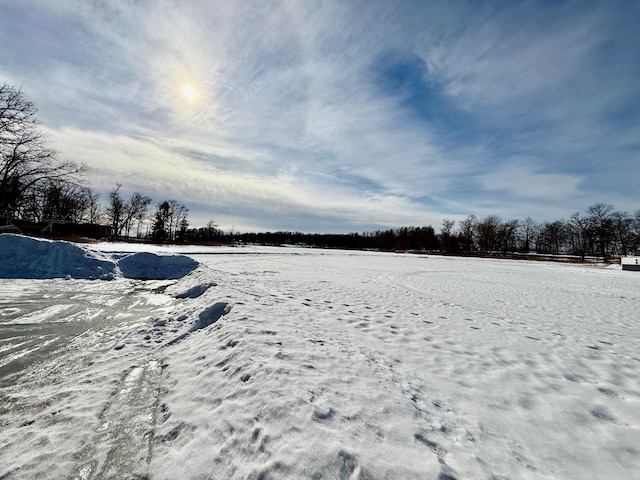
[1,235,639,479]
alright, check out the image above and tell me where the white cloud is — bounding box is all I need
[49,126,447,231]
[478,162,585,201]
[41,1,467,216]
[416,3,602,109]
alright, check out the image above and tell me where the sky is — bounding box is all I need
[1,0,639,233]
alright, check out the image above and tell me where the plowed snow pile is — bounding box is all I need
[0,234,117,280]
[1,236,640,479]
[0,234,198,280]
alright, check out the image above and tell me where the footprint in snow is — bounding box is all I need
[414,432,459,480]
[157,422,186,443]
[597,387,618,398]
[312,407,335,422]
[174,282,216,299]
[159,403,171,423]
[190,302,232,332]
[165,302,232,346]
[220,339,239,350]
[590,405,616,422]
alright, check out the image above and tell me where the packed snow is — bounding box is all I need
[0,234,198,280]
[0,234,117,280]
[117,252,198,280]
[1,234,639,479]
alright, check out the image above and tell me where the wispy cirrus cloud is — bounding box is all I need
[1,0,638,231]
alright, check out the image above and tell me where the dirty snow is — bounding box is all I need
[1,236,640,479]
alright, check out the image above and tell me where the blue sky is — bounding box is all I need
[1,0,639,232]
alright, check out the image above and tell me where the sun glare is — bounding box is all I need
[182,84,197,101]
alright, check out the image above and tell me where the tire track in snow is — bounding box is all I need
[72,356,164,480]
[0,277,183,479]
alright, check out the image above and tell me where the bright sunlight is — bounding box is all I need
[182,84,197,101]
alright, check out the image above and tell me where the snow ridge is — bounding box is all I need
[0,234,198,280]
[0,233,116,280]
[118,252,198,280]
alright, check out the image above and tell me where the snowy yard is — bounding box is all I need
[1,236,640,479]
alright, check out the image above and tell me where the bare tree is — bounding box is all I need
[476,215,501,252]
[498,219,519,253]
[440,218,456,253]
[587,203,614,260]
[133,193,152,237]
[106,184,125,237]
[568,212,592,260]
[1,83,83,222]
[120,191,152,237]
[41,181,88,223]
[458,215,476,252]
[206,219,218,237]
[86,188,102,224]
[611,211,634,257]
[633,210,640,254]
[538,220,567,254]
[171,201,189,241]
[519,217,538,252]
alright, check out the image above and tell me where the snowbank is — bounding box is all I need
[118,252,199,280]
[0,233,116,280]
[0,234,198,280]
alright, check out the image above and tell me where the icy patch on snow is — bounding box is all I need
[117,252,198,280]
[0,233,116,280]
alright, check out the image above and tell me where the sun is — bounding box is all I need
[182,83,197,101]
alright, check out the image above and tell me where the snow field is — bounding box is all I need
[1,241,640,479]
[150,250,640,479]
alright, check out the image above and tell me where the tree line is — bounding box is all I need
[105,184,190,242]
[432,203,639,260]
[438,203,640,260]
[1,82,188,242]
[213,204,640,261]
[2,81,639,258]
